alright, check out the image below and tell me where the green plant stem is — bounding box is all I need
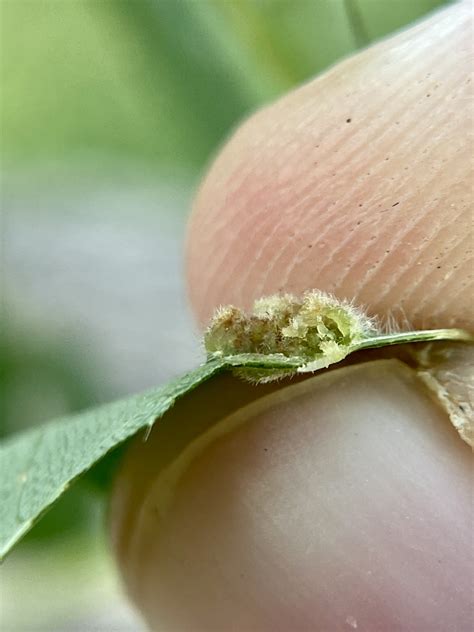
[355,328,473,351]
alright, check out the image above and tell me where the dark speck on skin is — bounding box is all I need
[392,202,400,207]
[346,118,352,123]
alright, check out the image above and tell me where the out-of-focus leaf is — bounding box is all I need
[1,0,449,172]
[353,0,450,41]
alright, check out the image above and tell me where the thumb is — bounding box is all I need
[110,360,472,631]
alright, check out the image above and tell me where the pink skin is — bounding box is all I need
[111,4,473,630]
[112,362,473,631]
[187,2,473,331]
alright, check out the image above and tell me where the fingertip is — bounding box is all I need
[187,2,473,329]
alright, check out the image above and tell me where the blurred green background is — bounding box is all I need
[3,0,449,176]
[1,1,450,629]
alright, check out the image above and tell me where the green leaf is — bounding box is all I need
[0,327,471,561]
[0,358,221,560]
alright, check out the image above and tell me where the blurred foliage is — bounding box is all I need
[1,0,449,175]
[0,324,100,438]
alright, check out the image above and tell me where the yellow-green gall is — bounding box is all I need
[204,291,376,361]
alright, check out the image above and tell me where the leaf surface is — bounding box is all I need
[0,359,224,560]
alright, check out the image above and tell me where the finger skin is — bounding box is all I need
[110,361,473,631]
[187,1,473,330]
